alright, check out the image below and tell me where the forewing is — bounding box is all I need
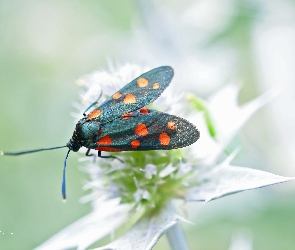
[89,109,199,152]
[87,66,174,124]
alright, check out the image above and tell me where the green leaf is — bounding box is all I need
[187,93,217,139]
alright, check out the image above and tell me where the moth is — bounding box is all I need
[1,66,200,199]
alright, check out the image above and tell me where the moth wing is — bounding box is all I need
[87,66,174,123]
[90,109,199,152]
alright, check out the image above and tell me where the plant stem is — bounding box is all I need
[166,221,189,250]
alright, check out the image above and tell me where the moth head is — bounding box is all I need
[67,119,101,152]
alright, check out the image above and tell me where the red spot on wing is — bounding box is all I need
[131,140,140,149]
[135,123,148,136]
[95,146,122,152]
[122,111,133,120]
[167,121,176,130]
[153,83,160,89]
[113,92,122,99]
[88,109,102,118]
[159,132,170,146]
[137,78,149,88]
[140,108,149,114]
[97,135,112,145]
[123,94,136,104]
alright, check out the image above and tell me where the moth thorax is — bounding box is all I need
[80,120,101,140]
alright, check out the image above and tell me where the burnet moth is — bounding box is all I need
[1,66,200,200]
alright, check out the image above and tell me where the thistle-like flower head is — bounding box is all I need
[37,64,293,250]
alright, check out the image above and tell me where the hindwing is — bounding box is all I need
[88,109,199,152]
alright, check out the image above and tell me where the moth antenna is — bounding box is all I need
[62,149,71,201]
[1,146,67,156]
[83,90,103,116]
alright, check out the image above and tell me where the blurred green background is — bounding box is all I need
[1,0,295,249]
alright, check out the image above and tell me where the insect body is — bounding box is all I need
[69,66,199,153]
[1,66,200,199]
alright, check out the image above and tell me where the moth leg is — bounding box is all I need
[83,91,103,116]
[85,148,97,162]
[85,148,93,156]
[98,151,124,163]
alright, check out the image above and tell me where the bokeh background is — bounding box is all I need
[1,0,295,249]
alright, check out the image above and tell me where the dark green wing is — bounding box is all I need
[87,66,174,124]
[87,109,199,152]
